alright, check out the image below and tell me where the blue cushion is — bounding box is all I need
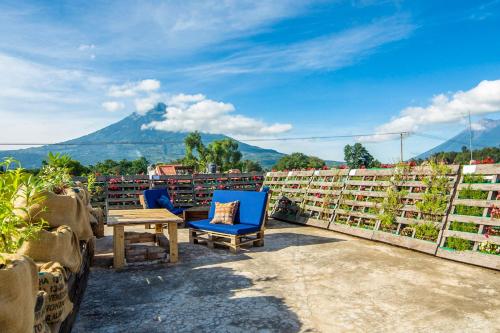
[209,190,267,227]
[157,195,175,211]
[143,189,170,209]
[187,219,260,235]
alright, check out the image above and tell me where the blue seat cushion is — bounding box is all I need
[157,195,175,211]
[143,189,170,209]
[187,219,260,235]
[209,190,267,227]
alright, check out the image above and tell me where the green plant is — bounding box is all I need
[478,241,499,255]
[463,174,487,184]
[414,222,439,241]
[0,158,48,254]
[378,163,409,230]
[416,161,451,222]
[38,153,74,194]
[446,237,473,251]
[454,205,483,217]
[458,186,488,200]
[450,221,478,233]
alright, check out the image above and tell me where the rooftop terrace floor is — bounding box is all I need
[74,219,499,333]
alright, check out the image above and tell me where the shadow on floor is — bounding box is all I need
[74,265,302,333]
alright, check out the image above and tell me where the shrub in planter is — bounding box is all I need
[0,253,38,333]
[446,237,473,251]
[454,205,484,217]
[450,221,478,233]
[463,174,487,184]
[458,186,488,200]
[416,161,451,222]
[0,158,48,254]
[414,222,439,241]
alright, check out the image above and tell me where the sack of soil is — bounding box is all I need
[17,226,82,273]
[89,207,105,238]
[38,262,73,325]
[14,187,93,242]
[34,291,50,333]
[0,253,38,333]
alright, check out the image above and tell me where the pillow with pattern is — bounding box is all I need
[210,201,239,225]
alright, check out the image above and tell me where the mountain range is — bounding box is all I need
[0,103,286,169]
[416,118,500,159]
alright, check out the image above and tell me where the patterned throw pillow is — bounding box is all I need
[210,201,239,225]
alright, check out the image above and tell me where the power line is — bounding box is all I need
[0,131,408,146]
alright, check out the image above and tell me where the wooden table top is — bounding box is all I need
[107,209,183,226]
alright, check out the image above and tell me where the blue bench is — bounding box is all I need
[186,190,269,253]
[142,188,184,215]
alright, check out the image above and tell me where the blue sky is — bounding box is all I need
[1,0,500,162]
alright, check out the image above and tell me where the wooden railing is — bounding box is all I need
[264,165,500,270]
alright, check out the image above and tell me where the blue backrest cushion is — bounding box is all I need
[209,190,267,227]
[157,195,175,211]
[143,189,170,209]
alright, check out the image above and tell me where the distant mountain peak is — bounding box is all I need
[416,118,500,159]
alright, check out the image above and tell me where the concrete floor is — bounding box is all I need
[74,220,500,333]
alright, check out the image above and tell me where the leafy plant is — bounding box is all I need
[463,174,487,184]
[454,205,484,217]
[458,186,488,200]
[0,158,48,254]
[478,241,500,255]
[415,161,451,222]
[450,221,478,233]
[414,222,439,241]
[378,163,409,230]
[38,153,74,194]
[446,237,473,251]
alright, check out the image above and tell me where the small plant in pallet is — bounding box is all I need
[446,237,473,251]
[377,163,410,232]
[463,174,487,184]
[458,186,488,200]
[454,204,484,217]
[414,222,439,242]
[415,161,451,222]
[478,241,500,255]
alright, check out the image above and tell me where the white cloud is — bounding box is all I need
[102,101,125,112]
[142,94,292,136]
[364,80,500,142]
[108,79,161,97]
[134,93,164,115]
[184,16,414,76]
[78,44,95,51]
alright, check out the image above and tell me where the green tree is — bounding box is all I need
[273,152,325,171]
[241,160,263,172]
[344,143,375,168]
[206,138,242,171]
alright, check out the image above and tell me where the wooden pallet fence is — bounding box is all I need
[436,164,500,269]
[263,171,289,212]
[297,169,349,228]
[151,175,195,207]
[371,165,460,254]
[328,168,392,239]
[271,170,314,222]
[106,175,150,210]
[227,173,264,192]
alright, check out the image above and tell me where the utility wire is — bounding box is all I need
[0,131,408,146]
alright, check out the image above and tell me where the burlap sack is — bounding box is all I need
[17,226,82,273]
[34,291,50,333]
[64,187,90,207]
[89,207,105,238]
[38,262,73,325]
[14,188,93,241]
[0,254,38,333]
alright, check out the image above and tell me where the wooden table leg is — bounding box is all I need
[113,225,125,269]
[167,223,179,263]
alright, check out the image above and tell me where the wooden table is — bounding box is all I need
[107,209,183,269]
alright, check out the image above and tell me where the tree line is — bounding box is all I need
[21,136,499,176]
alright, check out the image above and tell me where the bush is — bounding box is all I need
[446,237,473,251]
[414,223,439,241]
[454,205,483,217]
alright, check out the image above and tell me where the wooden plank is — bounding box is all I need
[107,209,183,225]
[113,226,125,269]
[436,248,500,270]
[447,214,500,226]
[167,222,179,263]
